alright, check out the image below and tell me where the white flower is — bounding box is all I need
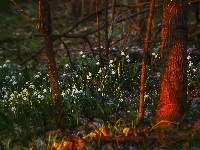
[193,68,197,72]
[65,64,69,68]
[11,107,16,112]
[34,75,40,78]
[22,88,28,94]
[109,60,114,64]
[23,97,29,101]
[125,55,129,59]
[189,61,193,67]
[4,94,8,99]
[6,60,10,63]
[12,81,17,85]
[3,64,7,68]
[111,70,115,74]
[87,75,91,80]
[82,55,86,58]
[38,95,44,100]
[98,69,102,74]
[96,62,100,65]
[144,95,149,98]
[80,51,83,55]
[43,89,47,93]
[88,72,92,77]
[0,66,2,69]
[152,53,156,56]
[18,73,22,76]
[10,93,15,98]
[121,52,125,56]
[127,59,130,63]
[5,76,10,80]
[187,55,191,60]
[98,88,101,91]
[61,92,66,97]
[29,84,35,89]
[109,64,114,67]
[2,87,6,92]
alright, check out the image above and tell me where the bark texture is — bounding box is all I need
[156,0,188,127]
[41,0,63,128]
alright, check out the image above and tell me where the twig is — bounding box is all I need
[19,4,162,65]
[10,0,41,32]
[58,38,74,69]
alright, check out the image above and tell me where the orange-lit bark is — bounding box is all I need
[41,0,63,128]
[156,0,188,127]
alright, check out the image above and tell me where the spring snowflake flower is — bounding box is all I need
[4,94,8,99]
[189,61,193,67]
[38,95,44,100]
[125,55,129,59]
[0,66,2,69]
[121,51,125,56]
[111,70,115,74]
[127,59,130,63]
[34,75,40,78]
[29,84,35,89]
[61,92,66,97]
[82,55,86,58]
[23,97,29,101]
[12,81,17,85]
[65,64,69,68]
[187,55,191,60]
[98,69,102,74]
[109,60,114,64]
[10,93,15,98]
[43,89,47,93]
[80,51,83,55]
[18,73,22,76]
[2,87,6,92]
[11,107,16,112]
[87,72,92,79]
[96,61,100,65]
[6,60,10,63]
[5,76,10,80]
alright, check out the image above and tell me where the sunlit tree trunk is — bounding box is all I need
[41,0,63,128]
[156,0,188,127]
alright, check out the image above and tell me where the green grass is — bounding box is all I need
[0,50,199,148]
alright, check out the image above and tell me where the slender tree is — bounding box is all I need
[10,0,64,128]
[139,0,156,123]
[156,0,188,127]
[41,0,63,128]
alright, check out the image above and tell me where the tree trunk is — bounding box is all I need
[139,0,156,124]
[156,0,188,127]
[41,0,63,128]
